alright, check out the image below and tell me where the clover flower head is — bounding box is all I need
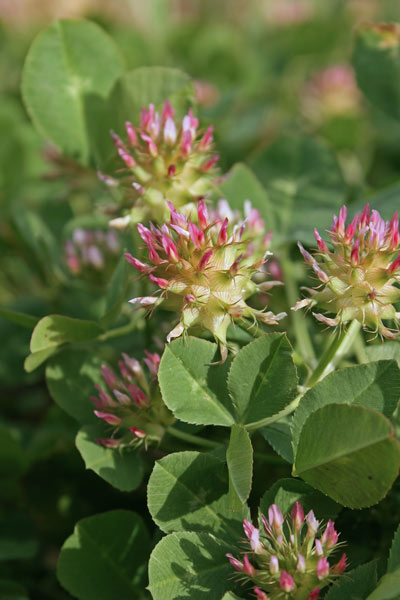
[64,228,120,276]
[91,351,174,448]
[125,200,285,360]
[293,204,400,339]
[102,100,219,227]
[226,502,346,599]
[302,64,361,123]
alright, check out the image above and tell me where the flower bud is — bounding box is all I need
[317,557,330,580]
[280,570,295,592]
[291,501,304,532]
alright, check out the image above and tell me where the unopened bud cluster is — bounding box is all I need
[125,200,285,359]
[226,502,346,600]
[102,101,219,227]
[64,228,120,281]
[293,204,400,339]
[91,351,174,448]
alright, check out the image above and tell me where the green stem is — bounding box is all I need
[354,331,368,364]
[305,320,361,388]
[98,316,139,342]
[281,254,316,367]
[167,426,220,449]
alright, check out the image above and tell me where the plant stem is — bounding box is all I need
[305,319,361,388]
[98,316,139,342]
[281,254,316,368]
[167,426,220,449]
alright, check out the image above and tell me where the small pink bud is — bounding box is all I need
[93,411,122,426]
[389,253,400,274]
[297,553,306,573]
[128,296,158,310]
[360,203,370,227]
[298,242,315,265]
[306,510,319,537]
[261,514,272,536]
[128,384,149,408]
[268,504,284,535]
[189,222,205,249]
[243,520,262,553]
[140,133,158,157]
[121,354,142,379]
[314,229,329,253]
[337,205,347,236]
[197,200,209,228]
[291,502,304,532]
[229,254,243,276]
[345,214,359,243]
[243,554,256,577]
[163,117,177,145]
[217,217,229,245]
[161,99,174,121]
[162,234,180,263]
[118,147,136,168]
[149,273,169,289]
[254,588,269,600]
[198,125,213,150]
[143,350,161,377]
[101,365,118,390]
[317,557,330,580]
[168,164,176,177]
[125,121,138,146]
[280,570,295,592]
[201,155,219,171]
[307,588,320,600]
[269,555,279,575]
[113,389,131,406]
[321,520,339,548]
[350,240,360,267]
[137,223,155,245]
[332,552,347,574]
[314,539,323,556]
[225,553,243,572]
[198,249,213,270]
[94,384,115,407]
[125,253,153,274]
[181,129,192,156]
[95,438,121,448]
[110,130,124,150]
[129,427,146,438]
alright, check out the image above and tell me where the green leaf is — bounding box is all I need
[326,561,378,600]
[226,425,253,504]
[217,163,275,229]
[147,451,248,543]
[0,580,29,600]
[293,404,400,508]
[148,531,237,600]
[260,422,293,463]
[367,571,400,600]
[158,337,235,427]
[259,478,340,522]
[249,134,345,246]
[57,511,150,600]
[365,342,400,369]
[0,308,39,329]
[110,66,194,132]
[46,350,104,424]
[24,347,58,373]
[75,425,144,491]
[30,315,102,353]
[388,524,400,572]
[22,19,124,165]
[292,361,400,454]
[352,23,400,122]
[227,334,297,428]
[101,254,131,329]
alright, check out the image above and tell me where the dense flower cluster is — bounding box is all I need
[125,200,285,359]
[64,228,120,275]
[226,502,346,599]
[91,351,174,448]
[102,101,219,227]
[293,204,400,339]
